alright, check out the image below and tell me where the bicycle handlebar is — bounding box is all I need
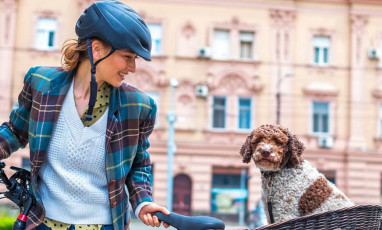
[0,162,35,230]
[154,211,225,230]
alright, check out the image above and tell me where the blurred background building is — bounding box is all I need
[1,0,382,226]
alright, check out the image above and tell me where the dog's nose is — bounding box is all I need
[259,145,273,158]
[260,149,271,158]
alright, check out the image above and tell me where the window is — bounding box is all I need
[240,32,254,59]
[35,18,57,50]
[313,102,329,134]
[238,98,251,129]
[212,96,226,128]
[148,24,162,56]
[212,29,230,59]
[313,36,330,66]
[319,170,336,185]
[211,167,248,220]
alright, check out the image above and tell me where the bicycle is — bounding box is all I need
[0,161,225,230]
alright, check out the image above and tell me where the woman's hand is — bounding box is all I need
[138,203,171,228]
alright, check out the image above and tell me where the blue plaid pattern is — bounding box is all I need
[0,66,156,230]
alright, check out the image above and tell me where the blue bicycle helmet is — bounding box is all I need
[76,0,152,61]
[75,0,152,121]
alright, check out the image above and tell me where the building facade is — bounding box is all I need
[1,0,382,222]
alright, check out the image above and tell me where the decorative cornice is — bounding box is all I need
[207,69,263,93]
[350,0,382,5]
[350,14,368,31]
[269,9,296,27]
[303,82,339,97]
[130,0,382,9]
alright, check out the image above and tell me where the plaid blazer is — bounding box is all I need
[0,66,156,230]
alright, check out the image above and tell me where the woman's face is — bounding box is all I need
[94,41,138,88]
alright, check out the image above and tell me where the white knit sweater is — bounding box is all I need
[38,80,111,224]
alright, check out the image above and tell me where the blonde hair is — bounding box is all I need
[61,39,88,71]
[61,38,112,71]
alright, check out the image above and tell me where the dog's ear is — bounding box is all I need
[240,132,254,163]
[284,128,305,168]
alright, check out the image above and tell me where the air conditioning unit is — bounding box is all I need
[368,48,380,60]
[317,135,334,149]
[195,84,209,98]
[198,46,211,59]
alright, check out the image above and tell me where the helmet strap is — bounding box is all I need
[84,38,115,121]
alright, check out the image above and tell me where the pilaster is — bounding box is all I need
[269,9,296,127]
[348,14,368,150]
[0,0,17,121]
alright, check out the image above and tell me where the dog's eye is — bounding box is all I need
[251,139,261,145]
[274,138,283,145]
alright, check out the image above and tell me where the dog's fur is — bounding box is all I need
[240,124,354,223]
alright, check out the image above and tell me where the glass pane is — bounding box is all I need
[213,110,225,128]
[323,48,329,64]
[213,97,226,128]
[37,18,57,30]
[48,31,55,47]
[212,174,241,188]
[239,98,251,129]
[213,30,230,59]
[240,31,254,42]
[322,114,328,133]
[148,24,162,55]
[240,42,252,59]
[313,114,319,132]
[313,36,330,47]
[314,102,329,114]
[314,47,320,63]
[36,18,57,50]
[239,110,250,129]
[313,102,329,133]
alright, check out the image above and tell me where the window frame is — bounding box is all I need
[239,31,255,60]
[147,23,163,56]
[34,17,58,51]
[212,96,227,130]
[312,101,330,134]
[212,29,231,60]
[313,36,331,66]
[238,97,252,130]
[209,22,258,61]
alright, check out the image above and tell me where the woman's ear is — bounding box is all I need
[240,132,254,163]
[91,40,108,60]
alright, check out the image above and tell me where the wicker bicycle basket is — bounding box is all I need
[255,205,382,230]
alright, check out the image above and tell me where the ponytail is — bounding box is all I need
[61,39,88,71]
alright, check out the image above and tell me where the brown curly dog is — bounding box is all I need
[240,124,354,224]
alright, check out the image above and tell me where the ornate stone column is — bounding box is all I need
[269,9,296,127]
[349,14,368,150]
[0,0,17,121]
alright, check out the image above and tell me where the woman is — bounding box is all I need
[0,1,169,229]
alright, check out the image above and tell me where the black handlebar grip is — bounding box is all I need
[154,211,225,230]
[13,216,27,230]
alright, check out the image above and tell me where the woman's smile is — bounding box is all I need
[118,72,128,81]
